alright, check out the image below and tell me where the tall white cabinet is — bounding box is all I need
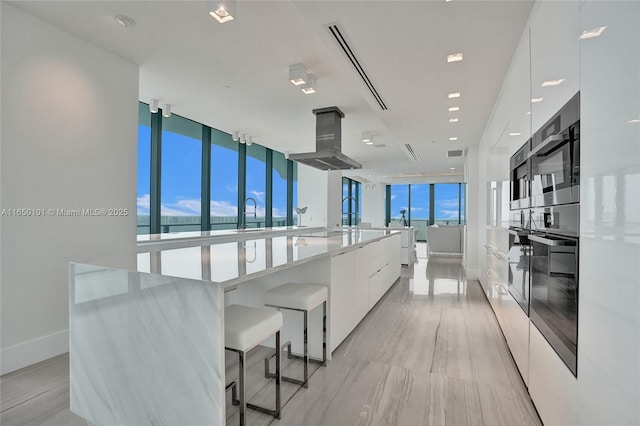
[475,1,639,425]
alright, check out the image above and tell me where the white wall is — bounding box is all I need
[464,145,480,279]
[297,165,341,228]
[0,3,138,374]
[361,183,385,227]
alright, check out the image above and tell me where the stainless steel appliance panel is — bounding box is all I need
[529,92,580,207]
[510,141,531,210]
[529,232,578,376]
[508,226,531,315]
[531,204,579,238]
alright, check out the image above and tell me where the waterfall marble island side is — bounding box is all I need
[70,228,402,426]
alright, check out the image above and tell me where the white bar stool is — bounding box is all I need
[263,283,328,388]
[225,304,283,426]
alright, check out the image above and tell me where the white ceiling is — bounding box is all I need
[10,0,533,184]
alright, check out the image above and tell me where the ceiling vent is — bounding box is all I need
[404,144,420,162]
[447,149,465,158]
[327,23,388,111]
[373,144,386,148]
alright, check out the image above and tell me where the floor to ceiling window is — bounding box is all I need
[245,144,267,228]
[160,113,202,233]
[290,161,298,226]
[410,184,430,240]
[210,128,239,230]
[137,103,151,235]
[386,183,466,241]
[342,177,361,226]
[137,102,297,234]
[389,184,409,225]
[272,151,287,227]
[434,183,463,225]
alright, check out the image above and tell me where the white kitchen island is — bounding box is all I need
[69,228,401,426]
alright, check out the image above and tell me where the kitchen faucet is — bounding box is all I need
[241,197,257,229]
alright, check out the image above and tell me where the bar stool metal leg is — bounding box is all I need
[238,351,246,426]
[303,309,309,388]
[322,300,327,366]
[264,304,328,386]
[228,330,282,426]
[275,330,281,418]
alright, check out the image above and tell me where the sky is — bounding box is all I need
[390,183,464,223]
[137,125,288,222]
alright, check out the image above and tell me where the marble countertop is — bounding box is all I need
[137,226,325,251]
[137,228,400,289]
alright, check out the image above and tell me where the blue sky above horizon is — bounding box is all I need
[390,183,464,223]
[137,124,288,220]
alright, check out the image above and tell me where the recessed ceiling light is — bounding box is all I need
[526,111,531,115]
[449,118,459,123]
[449,137,458,141]
[448,92,461,99]
[450,167,455,170]
[541,79,566,87]
[289,64,307,86]
[301,74,317,94]
[114,15,136,28]
[447,53,464,63]
[531,97,544,103]
[362,131,374,143]
[628,118,640,123]
[208,0,236,24]
[580,26,607,40]
[449,106,460,112]
[509,132,522,136]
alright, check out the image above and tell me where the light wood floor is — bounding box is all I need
[1,246,541,426]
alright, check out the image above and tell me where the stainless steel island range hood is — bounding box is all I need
[289,107,362,170]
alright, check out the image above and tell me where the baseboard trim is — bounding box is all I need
[466,268,480,280]
[1,329,69,375]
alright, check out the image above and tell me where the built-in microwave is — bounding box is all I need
[529,92,580,207]
[510,140,531,210]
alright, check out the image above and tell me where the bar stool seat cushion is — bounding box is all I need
[264,283,328,311]
[225,305,283,352]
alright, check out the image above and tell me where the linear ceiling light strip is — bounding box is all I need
[328,25,388,111]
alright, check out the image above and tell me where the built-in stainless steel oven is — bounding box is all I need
[529,204,579,376]
[529,92,580,207]
[510,140,531,210]
[508,209,531,315]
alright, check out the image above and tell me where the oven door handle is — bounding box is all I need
[528,133,567,158]
[529,234,576,246]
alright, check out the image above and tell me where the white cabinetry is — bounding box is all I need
[530,1,580,133]
[329,234,401,351]
[499,293,530,385]
[330,250,356,349]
